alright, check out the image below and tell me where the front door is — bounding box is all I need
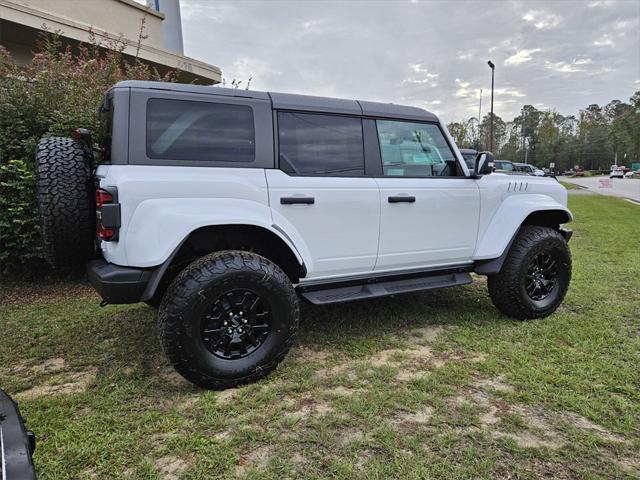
[267,111,379,280]
[372,119,480,271]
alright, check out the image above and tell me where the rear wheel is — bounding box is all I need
[488,226,571,320]
[158,251,299,389]
[35,137,94,270]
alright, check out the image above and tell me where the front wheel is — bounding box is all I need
[488,226,571,320]
[158,251,299,389]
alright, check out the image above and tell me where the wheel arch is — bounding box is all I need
[474,196,572,274]
[141,223,306,302]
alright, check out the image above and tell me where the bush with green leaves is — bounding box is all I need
[0,33,177,275]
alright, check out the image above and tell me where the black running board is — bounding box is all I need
[300,272,472,305]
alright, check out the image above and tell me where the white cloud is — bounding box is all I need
[504,48,542,65]
[301,19,326,33]
[456,50,473,60]
[588,0,613,7]
[545,58,593,73]
[494,87,526,98]
[635,79,640,85]
[404,63,439,86]
[593,34,615,47]
[522,10,561,29]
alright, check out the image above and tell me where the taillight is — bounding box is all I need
[95,188,119,241]
[95,189,113,208]
[98,224,116,240]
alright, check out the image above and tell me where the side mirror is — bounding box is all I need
[474,151,494,176]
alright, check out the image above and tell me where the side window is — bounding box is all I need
[376,120,459,177]
[278,112,364,176]
[146,98,255,162]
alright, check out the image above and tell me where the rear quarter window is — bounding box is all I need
[146,98,255,162]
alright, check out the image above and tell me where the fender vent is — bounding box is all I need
[507,181,528,192]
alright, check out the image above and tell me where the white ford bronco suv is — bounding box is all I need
[35,81,573,389]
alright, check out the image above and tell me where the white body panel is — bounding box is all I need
[97,139,571,282]
[96,165,302,268]
[473,173,571,260]
[374,178,479,270]
[266,170,380,279]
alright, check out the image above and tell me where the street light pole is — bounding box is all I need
[488,60,495,152]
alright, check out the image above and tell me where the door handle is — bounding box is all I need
[388,195,416,203]
[280,196,315,205]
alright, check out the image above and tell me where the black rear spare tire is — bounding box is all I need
[36,137,94,270]
[158,251,299,389]
[488,226,571,320]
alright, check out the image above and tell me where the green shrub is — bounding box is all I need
[0,32,177,275]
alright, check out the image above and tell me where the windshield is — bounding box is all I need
[461,153,476,170]
[494,161,514,171]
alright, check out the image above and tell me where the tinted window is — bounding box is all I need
[146,98,254,162]
[376,120,458,177]
[278,112,364,176]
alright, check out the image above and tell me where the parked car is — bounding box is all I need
[513,163,545,176]
[34,81,573,389]
[459,148,478,172]
[0,389,37,480]
[610,167,625,179]
[493,160,515,172]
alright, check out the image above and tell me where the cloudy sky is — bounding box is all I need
[179,0,639,122]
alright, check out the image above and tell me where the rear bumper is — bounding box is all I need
[0,389,36,480]
[87,259,152,304]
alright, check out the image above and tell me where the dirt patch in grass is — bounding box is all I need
[337,427,366,446]
[473,376,515,393]
[290,346,331,363]
[326,386,360,397]
[235,445,274,477]
[0,279,97,306]
[14,368,97,400]
[155,456,189,480]
[391,406,434,426]
[284,397,334,419]
[491,430,563,449]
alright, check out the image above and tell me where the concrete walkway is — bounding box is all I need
[561,176,640,202]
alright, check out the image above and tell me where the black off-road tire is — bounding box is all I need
[488,226,571,320]
[35,137,94,270]
[158,251,299,389]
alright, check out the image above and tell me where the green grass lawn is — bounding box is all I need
[1,195,638,479]
[559,181,583,190]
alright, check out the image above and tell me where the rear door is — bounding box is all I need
[266,111,379,280]
[373,119,480,271]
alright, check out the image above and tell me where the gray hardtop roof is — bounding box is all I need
[459,148,478,154]
[113,80,438,122]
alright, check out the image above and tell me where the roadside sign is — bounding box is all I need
[550,162,555,168]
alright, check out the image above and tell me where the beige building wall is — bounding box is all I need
[0,0,221,84]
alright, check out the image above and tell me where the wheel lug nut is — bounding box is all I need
[243,319,247,324]
[223,321,228,326]
[229,312,233,317]
[239,311,243,315]
[238,328,243,333]
[227,328,233,334]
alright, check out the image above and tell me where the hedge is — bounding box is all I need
[0,33,177,275]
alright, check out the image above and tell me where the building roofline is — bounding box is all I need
[0,0,221,83]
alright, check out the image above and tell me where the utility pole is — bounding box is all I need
[487,61,495,152]
[478,89,482,150]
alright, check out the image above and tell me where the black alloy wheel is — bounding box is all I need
[202,289,272,359]
[525,252,558,301]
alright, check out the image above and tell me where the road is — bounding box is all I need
[561,176,640,202]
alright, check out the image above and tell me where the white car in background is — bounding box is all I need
[610,167,625,179]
